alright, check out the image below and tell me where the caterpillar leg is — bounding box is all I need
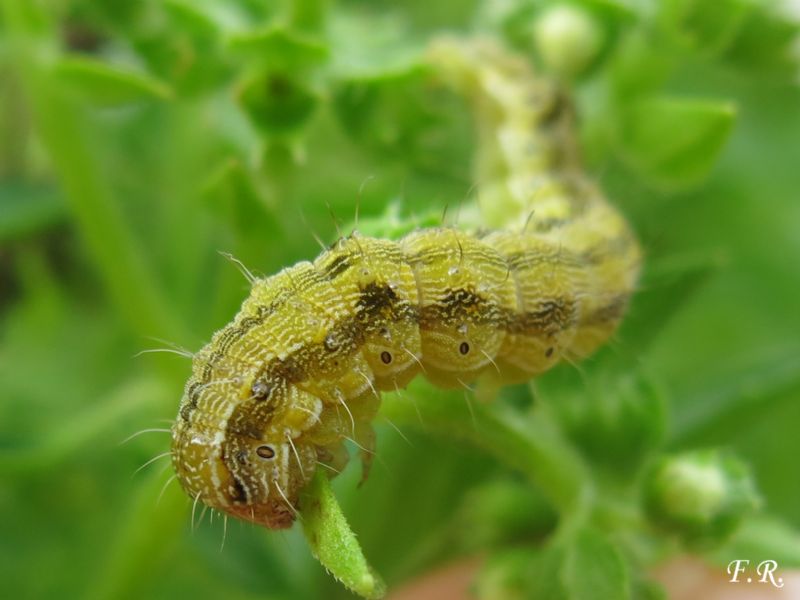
[349,389,381,485]
[316,441,350,476]
[474,378,502,404]
[355,423,377,486]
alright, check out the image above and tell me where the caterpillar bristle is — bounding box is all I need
[132,451,171,477]
[219,251,258,285]
[119,428,172,446]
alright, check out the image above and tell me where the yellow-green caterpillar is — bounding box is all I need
[171,38,641,529]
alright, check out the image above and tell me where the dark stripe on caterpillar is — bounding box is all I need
[580,294,630,326]
[322,253,352,279]
[181,304,277,423]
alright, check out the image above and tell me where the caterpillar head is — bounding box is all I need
[222,433,318,528]
[171,375,323,529]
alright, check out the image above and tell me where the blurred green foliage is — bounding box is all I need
[2,0,800,598]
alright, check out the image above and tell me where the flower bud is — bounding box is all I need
[644,449,760,547]
[533,4,603,78]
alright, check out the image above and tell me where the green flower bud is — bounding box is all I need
[644,449,760,547]
[533,4,603,78]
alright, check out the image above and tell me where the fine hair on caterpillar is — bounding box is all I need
[170,37,641,530]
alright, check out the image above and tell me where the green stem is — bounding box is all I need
[381,379,592,521]
[300,471,386,599]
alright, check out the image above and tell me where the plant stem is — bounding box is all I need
[382,380,592,523]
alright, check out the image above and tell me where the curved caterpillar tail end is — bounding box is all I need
[170,37,641,532]
[428,36,641,360]
[427,36,585,229]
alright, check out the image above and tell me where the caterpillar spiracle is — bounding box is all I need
[171,38,641,529]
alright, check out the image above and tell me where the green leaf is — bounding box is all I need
[476,546,567,600]
[200,158,280,239]
[332,63,472,175]
[0,182,65,240]
[347,202,442,240]
[610,31,675,99]
[659,0,751,56]
[672,348,800,446]
[52,56,172,107]
[722,4,800,75]
[563,529,631,600]
[456,480,557,551]
[131,0,230,96]
[616,96,736,188]
[227,25,329,71]
[476,530,633,600]
[238,71,318,136]
[554,368,668,477]
[329,11,423,78]
[332,67,431,157]
[618,251,722,356]
[300,471,386,599]
[164,0,222,38]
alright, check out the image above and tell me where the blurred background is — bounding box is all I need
[2,0,800,598]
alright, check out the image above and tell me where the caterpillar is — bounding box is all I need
[170,38,641,529]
